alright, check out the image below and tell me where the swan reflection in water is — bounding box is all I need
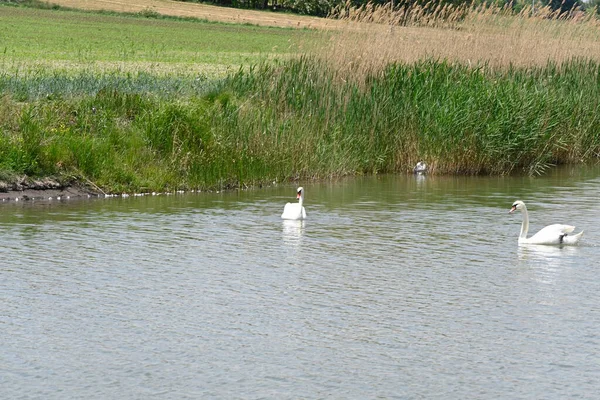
[414,172,426,186]
[282,219,305,246]
[518,244,579,286]
[518,244,578,263]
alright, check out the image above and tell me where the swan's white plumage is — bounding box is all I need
[281,187,306,220]
[413,161,427,175]
[509,200,583,245]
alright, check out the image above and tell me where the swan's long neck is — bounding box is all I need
[519,205,529,240]
[298,193,304,208]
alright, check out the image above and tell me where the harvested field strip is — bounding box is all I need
[42,0,342,29]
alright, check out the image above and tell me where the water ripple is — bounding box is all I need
[1,168,600,399]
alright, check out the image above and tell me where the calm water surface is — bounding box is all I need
[1,166,600,399]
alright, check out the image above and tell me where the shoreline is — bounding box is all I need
[0,186,99,202]
[0,177,100,202]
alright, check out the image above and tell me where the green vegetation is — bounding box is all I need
[228,58,600,177]
[0,2,599,193]
[1,58,599,193]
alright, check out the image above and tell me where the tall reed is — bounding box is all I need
[324,0,600,80]
[330,0,600,30]
[226,57,600,176]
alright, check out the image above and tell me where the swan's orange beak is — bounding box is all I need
[509,206,516,214]
[296,193,301,199]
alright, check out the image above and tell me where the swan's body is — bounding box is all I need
[509,200,583,245]
[413,161,427,175]
[281,187,307,220]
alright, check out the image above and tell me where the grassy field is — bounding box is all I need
[0,4,312,76]
[0,1,599,193]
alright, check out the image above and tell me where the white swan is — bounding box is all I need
[281,187,307,220]
[413,161,427,175]
[509,200,583,245]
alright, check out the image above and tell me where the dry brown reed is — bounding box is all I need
[322,1,600,80]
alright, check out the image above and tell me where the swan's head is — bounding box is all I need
[509,200,525,214]
[296,187,304,199]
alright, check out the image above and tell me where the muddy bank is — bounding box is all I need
[0,177,100,202]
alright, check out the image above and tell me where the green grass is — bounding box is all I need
[0,69,224,101]
[0,4,310,76]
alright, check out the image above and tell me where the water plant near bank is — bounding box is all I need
[1,57,599,193]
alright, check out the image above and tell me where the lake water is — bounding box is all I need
[1,166,600,399]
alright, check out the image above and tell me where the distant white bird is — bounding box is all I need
[281,187,307,220]
[509,200,583,245]
[413,161,427,175]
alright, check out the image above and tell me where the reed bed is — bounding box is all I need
[1,57,599,192]
[224,57,600,177]
[325,1,600,79]
[330,0,600,30]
